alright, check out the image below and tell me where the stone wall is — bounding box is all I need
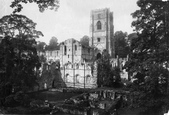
[60,62,97,88]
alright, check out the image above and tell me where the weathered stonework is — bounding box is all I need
[90,8,115,57]
[60,62,98,88]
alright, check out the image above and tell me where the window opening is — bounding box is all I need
[97,21,102,30]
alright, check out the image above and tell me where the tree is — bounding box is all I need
[97,49,121,87]
[10,0,59,13]
[125,0,169,112]
[80,35,89,46]
[0,14,43,38]
[36,41,46,51]
[0,14,43,96]
[114,31,129,58]
[46,36,59,50]
[127,33,138,47]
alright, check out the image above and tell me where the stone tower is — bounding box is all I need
[90,8,115,57]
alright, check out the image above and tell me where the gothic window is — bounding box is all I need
[75,45,77,51]
[64,45,67,55]
[88,48,90,53]
[68,55,69,58]
[97,38,101,42]
[97,21,102,30]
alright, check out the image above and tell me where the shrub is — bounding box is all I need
[14,91,31,107]
[4,95,18,107]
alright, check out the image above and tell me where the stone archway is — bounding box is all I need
[96,53,102,60]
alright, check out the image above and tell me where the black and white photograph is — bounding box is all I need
[0,0,169,114]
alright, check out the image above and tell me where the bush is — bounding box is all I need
[14,91,31,107]
[3,91,31,107]
[30,100,44,107]
[6,107,21,114]
[4,95,18,107]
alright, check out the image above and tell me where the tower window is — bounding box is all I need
[75,45,77,51]
[97,38,101,42]
[97,21,102,30]
[68,55,69,58]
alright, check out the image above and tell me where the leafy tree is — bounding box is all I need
[125,0,169,112]
[0,14,42,96]
[80,35,89,46]
[46,36,59,50]
[36,41,46,51]
[97,50,121,87]
[10,0,59,13]
[114,31,129,58]
[127,33,138,47]
[39,55,47,63]
[0,14,43,38]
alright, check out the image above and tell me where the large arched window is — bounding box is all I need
[97,21,102,30]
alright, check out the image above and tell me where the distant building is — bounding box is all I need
[45,50,60,62]
[90,8,115,58]
[36,8,129,88]
[37,38,94,66]
[37,8,116,65]
[59,38,93,67]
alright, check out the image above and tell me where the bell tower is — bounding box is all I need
[90,8,115,57]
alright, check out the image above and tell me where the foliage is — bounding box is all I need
[46,36,59,50]
[39,55,47,63]
[4,94,18,107]
[124,0,169,112]
[127,33,138,47]
[80,35,89,46]
[103,66,122,88]
[114,31,129,58]
[0,14,43,37]
[36,41,46,52]
[30,99,45,107]
[14,91,30,106]
[0,14,42,98]
[10,0,59,13]
[4,92,30,107]
[97,50,122,88]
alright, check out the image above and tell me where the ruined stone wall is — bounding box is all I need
[60,62,97,88]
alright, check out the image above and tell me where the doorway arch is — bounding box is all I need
[96,53,102,60]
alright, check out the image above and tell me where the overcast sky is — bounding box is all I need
[0,0,139,44]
